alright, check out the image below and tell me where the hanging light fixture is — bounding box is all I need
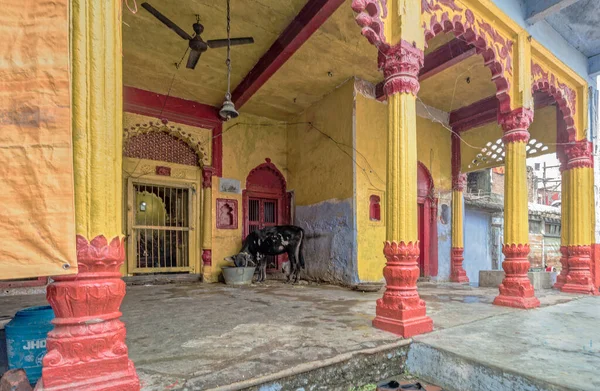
[219,0,239,121]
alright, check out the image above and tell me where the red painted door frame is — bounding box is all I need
[417,162,438,278]
[242,159,290,270]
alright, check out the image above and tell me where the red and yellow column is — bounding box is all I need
[37,1,140,390]
[353,0,432,337]
[561,140,598,295]
[450,133,469,283]
[493,109,540,309]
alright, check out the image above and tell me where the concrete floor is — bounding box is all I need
[0,281,593,390]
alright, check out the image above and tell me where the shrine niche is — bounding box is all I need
[217,199,238,230]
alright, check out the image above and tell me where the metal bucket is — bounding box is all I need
[5,305,55,385]
[222,266,255,285]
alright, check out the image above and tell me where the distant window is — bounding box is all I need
[369,195,381,221]
[534,163,540,170]
[545,222,561,236]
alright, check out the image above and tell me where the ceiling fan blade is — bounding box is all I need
[207,37,255,48]
[186,50,202,69]
[141,2,193,41]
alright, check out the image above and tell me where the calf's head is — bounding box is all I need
[225,252,255,268]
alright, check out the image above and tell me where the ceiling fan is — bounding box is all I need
[141,2,255,69]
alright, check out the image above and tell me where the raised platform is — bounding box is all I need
[0,281,595,390]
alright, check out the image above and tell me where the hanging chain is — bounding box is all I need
[225,0,232,99]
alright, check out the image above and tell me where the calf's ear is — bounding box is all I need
[224,256,235,264]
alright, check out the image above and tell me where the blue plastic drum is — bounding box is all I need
[5,305,55,385]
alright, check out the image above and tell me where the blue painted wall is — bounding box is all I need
[464,208,493,285]
[435,196,452,281]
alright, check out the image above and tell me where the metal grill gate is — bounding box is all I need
[247,198,278,269]
[129,182,192,273]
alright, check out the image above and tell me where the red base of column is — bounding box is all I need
[553,246,568,290]
[450,247,469,283]
[36,236,140,391]
[493,244,540,309]
[373,241,433,338]
[560,246,599,295]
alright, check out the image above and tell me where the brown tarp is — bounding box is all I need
[0,0,76,279]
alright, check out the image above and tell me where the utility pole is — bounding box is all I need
[543,162,547,205]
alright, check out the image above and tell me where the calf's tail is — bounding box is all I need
[299,229,305,269]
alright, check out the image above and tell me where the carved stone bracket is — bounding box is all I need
[452,173,467,192]
[565,140,593,169]
[499,107,533,144]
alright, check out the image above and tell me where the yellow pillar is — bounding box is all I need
[38,1,141,390]
[561,140,598,294]
[352,0,432,337]
[202,166,214,281]
[493,108,540,309]
[450,132,468,283]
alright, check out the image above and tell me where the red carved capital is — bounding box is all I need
[565,140,593,169]
[202,165,215,188]
[452,173,467,192]
[378,41,424,96]
[202,249,212,266]
[502,243,531,260]
[73,235,125,275]
[351,0,389,51]
[499,108,533,144]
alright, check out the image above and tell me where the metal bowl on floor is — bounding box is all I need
[222,266,256,285]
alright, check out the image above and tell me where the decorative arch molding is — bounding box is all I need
[246,158,287,195]
[531,61,578,142]
[123,120,210,167]
[417,161,435,202]
[421,0,514,113]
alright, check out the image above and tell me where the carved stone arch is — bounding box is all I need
[123,121,209,167]
[421,1,514,113]
[531,62,578,143]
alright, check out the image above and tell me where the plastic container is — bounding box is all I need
[5,305,55,385]
[222,266,256,285]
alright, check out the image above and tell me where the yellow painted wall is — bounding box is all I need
[211,113,289,280]
[286,80,355,206]
[354,85,453,282]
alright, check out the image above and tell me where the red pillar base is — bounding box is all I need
[553,246,568,290]
[493,244,540,309]
[450,247,469,283]
[36,236,140,391]
[560,246,599,295]
[373,241,433,338]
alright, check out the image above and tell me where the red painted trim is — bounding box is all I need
[449,93,554,133]
[593,244,600,292]
[417,162,438,279]
[449,95,499,133]
[451,131,461,181]
[231,0,345,108]
[242,159,289,270]
[420,39,476,80]
[123,86,224,176]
